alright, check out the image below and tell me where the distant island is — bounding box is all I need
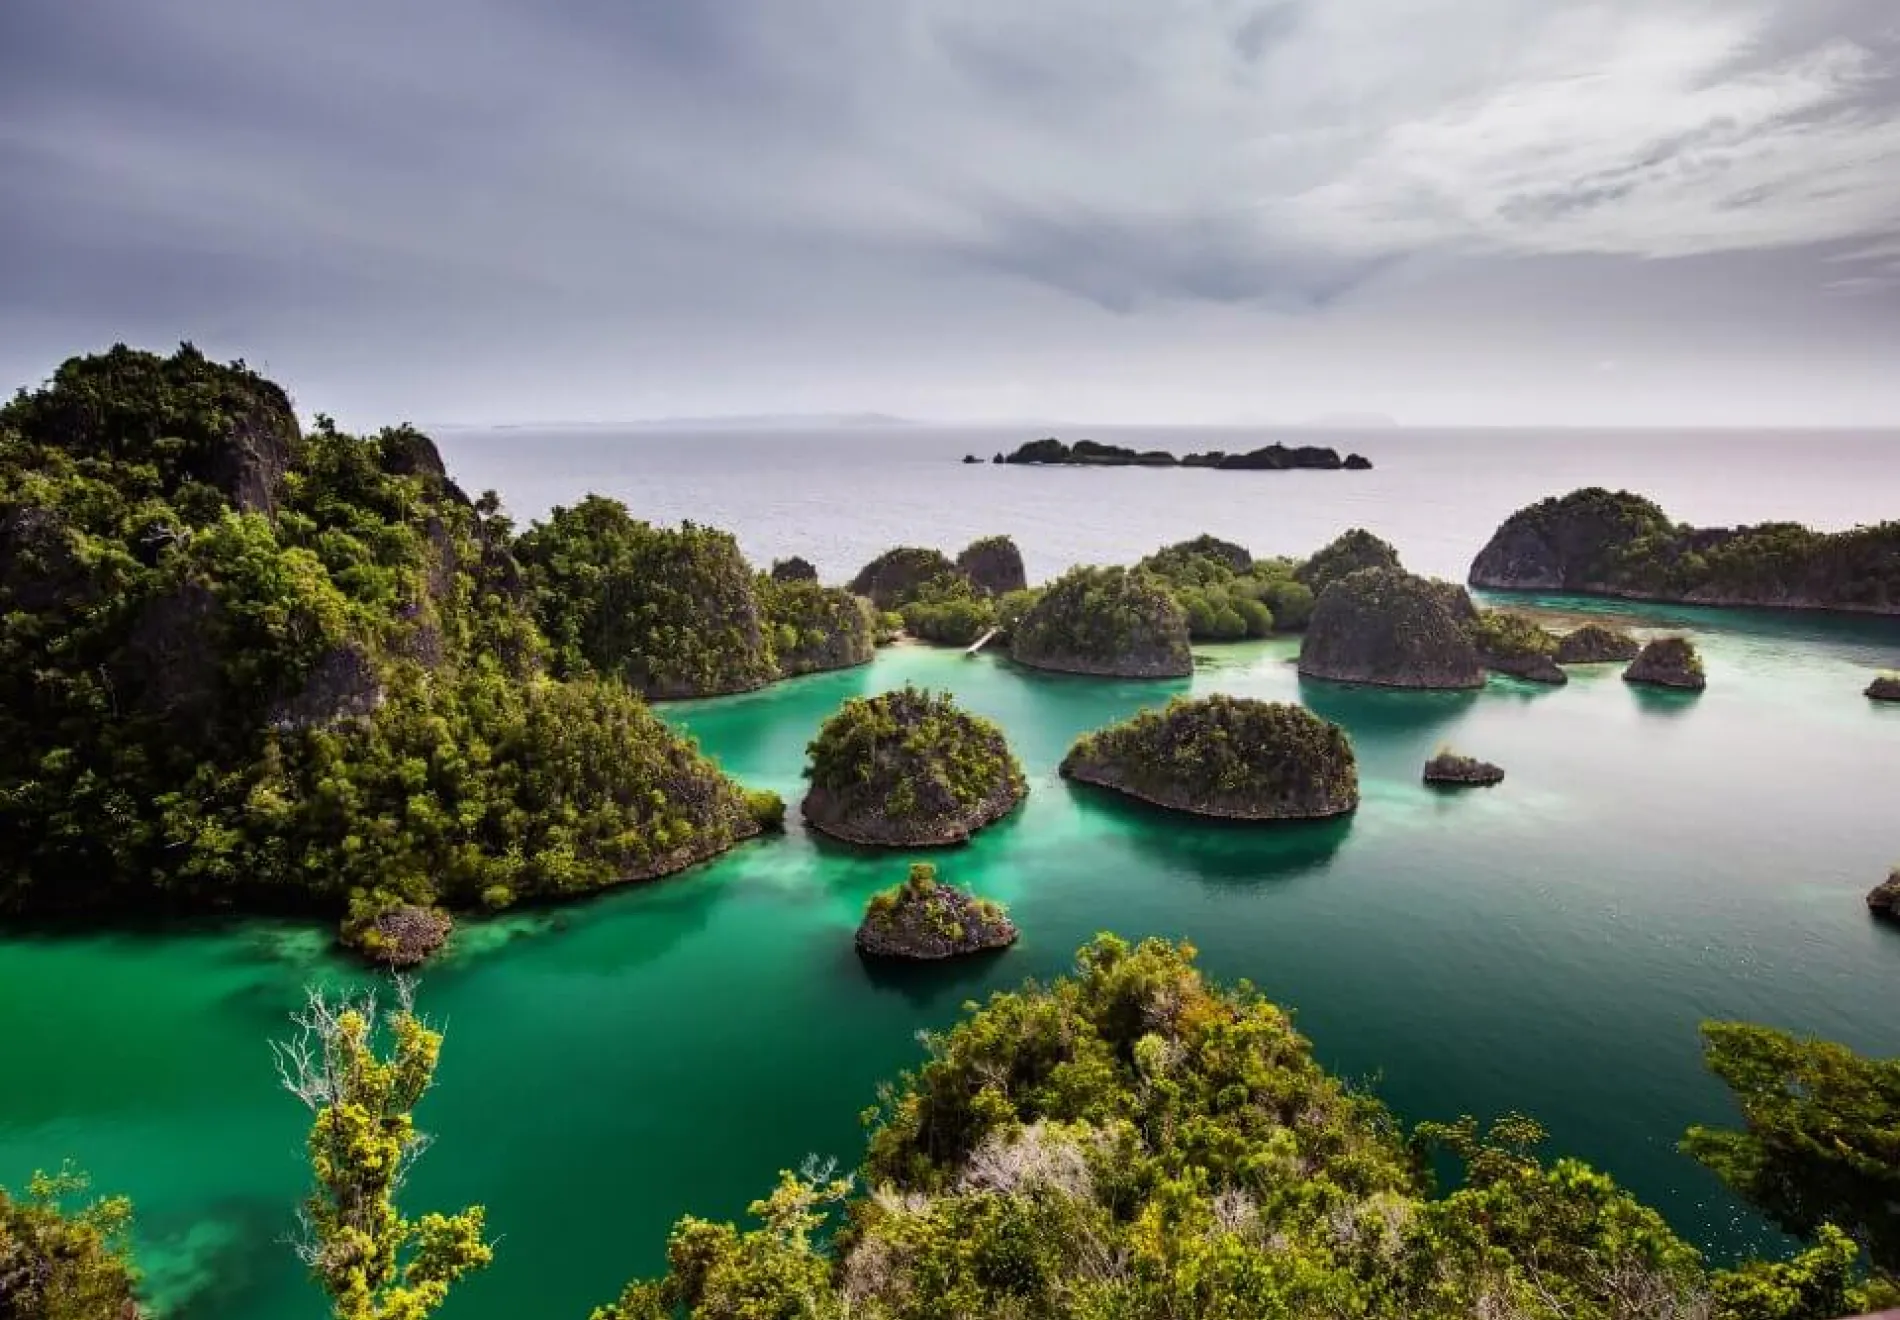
[987,437,1372,471]
[1470,488,1900,615]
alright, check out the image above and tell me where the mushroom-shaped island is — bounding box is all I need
[1298,568,1485,689]
[1424,751,1505,787]
[1468,610,1566,684]
[1011,566,1192,678]
[1868,870,1900,922]
[1555,623,1642,664]
[1623,637,1706,691]
[758,577,876,677]
[856,863,1018,959]
[1866,673,1900,703]
[1061,695,1358,821]
[956,534,1028,596]
[802,686,1027,846]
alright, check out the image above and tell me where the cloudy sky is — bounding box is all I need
[4,0,1899,426]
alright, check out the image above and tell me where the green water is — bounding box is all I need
[3,602,1898,1319]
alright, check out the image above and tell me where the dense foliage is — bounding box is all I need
[1136,538,1314,640]
[1685,1023,1900,1285]
[1011,566,1192,677]
[803,687,1026,844]
[0,1167,140,1320]
[1471,488,1900,612]
[518,497,776,698]
[1299,567,1485,689]
[1296,528,1403,597]
[757,576,875,676]
[598,936,1886,1320]
[900,573,996,646]
[276,985,491,1319]
[1556,623,1642,664]
[1063,695,1359,819]
[0,346,775,948]
[849,547,961,610]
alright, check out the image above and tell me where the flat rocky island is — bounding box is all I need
[1061,695,1358,821]
[856,863,1017,959]
[1470,487,1900,614]
[995,437,1372,471]
[802,686,1027,846]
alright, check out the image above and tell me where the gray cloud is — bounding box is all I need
[3,0,1898,424]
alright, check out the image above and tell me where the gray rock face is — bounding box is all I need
[1424,753,1505,787]
[1483,651,1568,685]
[956,536,1028,596]
[849,547,959,610]
[116,582,227,726]
[1298,568,1485,690]
[1623,637,1706,691]
[270,645,386,730]
[203,395,298,516]
[1868,872,1900,922]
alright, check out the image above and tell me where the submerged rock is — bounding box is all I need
[1011,566,1192,679]
[1865,674,1900,703]
[1424,752,1505,787]
[345,904,454,969]
[1555,624,1642,665]
[802,686,1027,846]
[1061,695,1358,821]
[856,863,1017,959]
[1623,637,1706,691]
[1868,871,1900,922]
[1298,568,1485,690]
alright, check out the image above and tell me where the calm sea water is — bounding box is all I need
[1,429,1897,1319]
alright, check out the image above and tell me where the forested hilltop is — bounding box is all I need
[1471,488,1900,614]
[0,346,782,955]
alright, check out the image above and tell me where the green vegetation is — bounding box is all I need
[1299,567,1485,689]
[1467,609,1566,682]
[1063,695,1359,819]
[518,497,776,698]
[1136,537,1315,640]
[803,687,1026,845]
[596,936,1892,1320]
[849,547,961,610]
[757,575,875,676]
[1625,636,1707,690]
[1686,1022,1900,1286]
[1556,623,1643,665]
[1296,528,1403,597]
[857,861,1016,959]
[1011,566,1191,677]
[275,984,492,1319]
[1472,488,1900,611]
[0,1166,140,1320]
[899,573,995,646]
[0,346,775,951]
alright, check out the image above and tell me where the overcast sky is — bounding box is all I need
[4,0,1899,427]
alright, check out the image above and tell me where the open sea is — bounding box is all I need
[2,425,1898,1319]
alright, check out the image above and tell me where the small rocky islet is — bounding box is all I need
[1061,695,1358,821]
[1868,870,1900,923]
[1866,673,1900,703]
[801,686,1027,847]
[855,862,1017,959]
[1624,637,1708,691]
[1555,623,1643,664]
[992,436,1374,471]
[1298,567,1486,690]
[1424,751,1506,787]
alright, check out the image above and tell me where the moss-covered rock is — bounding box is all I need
[1865,673,1900,703]
[956,535,1027,596]
[1299,568,1484,689]
[850,547,961,610]
[1061,695,1358,821]
[803,686,1026,846]
[856,862,1017,959]
[1011,566,1191,678]
[1555,623,1642,664]
[1296,529,1403,597]
[342,902,454,968]
[1868,870,1900,922]
[1469,609,1566,685]
[518,498,776,699]
[1471,487,1900,613]
[759,577,875,677]
[1624,637,1706,691]
[1424,751,1505,787]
